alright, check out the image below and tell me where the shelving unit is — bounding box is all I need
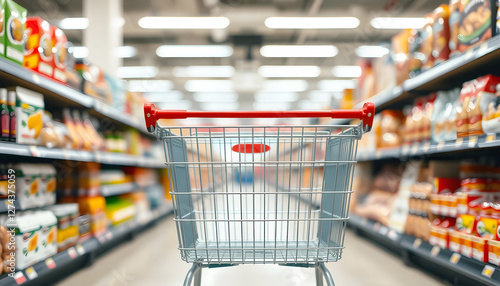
[100,182,159,197]
[0,202,173,286]
[349,214,500,286]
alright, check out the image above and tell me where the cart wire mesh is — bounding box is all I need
[157,124,362,265]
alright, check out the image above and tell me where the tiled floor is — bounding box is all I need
[58,216,446,286]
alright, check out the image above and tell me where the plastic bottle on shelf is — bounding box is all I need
[0,89,9,141]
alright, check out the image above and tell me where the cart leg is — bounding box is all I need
[184,263,202,286]
[315,265,324,286]
[317,263,335,286]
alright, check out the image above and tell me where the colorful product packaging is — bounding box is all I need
[460,233,474,257]
[449,229,462,252]
[420,14,434,71]
[4,0,26,65]
[12,87,44,145]
[0,0,5,57]
[51,26,67,83]
[14,163,40,209]
[23,17,53,77]
[39,163,56,206]
[456,80,475,137]
[468,75,500,135]
[488,239,500,266]
[476,216,498,239]
[0,88,8,140]
[432,4,451,65]
[458,0,497,52]
[36,210,57,259]
[457,213,476,233]
[78,196,107,236]
[12,214,41,270]
[449,0,462,55]
[471,236,489,262]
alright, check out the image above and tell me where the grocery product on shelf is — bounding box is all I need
[432,4,451,65]
[7,89,14,142]
[23,17,53,77]
[40,163,56,205]
[78,196,107,236]
[3,0,26,65]
[0,0,4,58]
[449,0,461,56]
[51,25,67,83]
[75,60,111,103]
[0,88,8,140]
[378,110,405,148]
[9,213,40,269]
[420,13,434,71]
[37,210,58,259]
[46,204,79,252]
[458,0,497,52]
[77,162,100,197]
[105,196,135,226]
[14,163,41,209]
[13,86,44,144]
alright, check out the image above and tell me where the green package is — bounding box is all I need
[4,0,26,65]
[0,0,5,57]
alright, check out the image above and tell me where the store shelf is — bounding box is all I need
[355,86,405,111]
[349,214,500,286]
[0,142,165,168]
[100,182,159,197]
[0,202,173,286]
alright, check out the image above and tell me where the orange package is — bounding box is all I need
[420,14,434,70]
[24,17,53,77]
[432,5,451,65]
[51,26,67,83]
[449,0,461,55]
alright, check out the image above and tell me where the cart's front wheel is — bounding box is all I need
[184,263,202,286]
[316,263,335,286]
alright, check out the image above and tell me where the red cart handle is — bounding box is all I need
[144,102,375,133]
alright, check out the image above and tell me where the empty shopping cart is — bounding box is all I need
[145,103,374,286]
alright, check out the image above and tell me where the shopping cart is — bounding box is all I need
[145,102,374,286]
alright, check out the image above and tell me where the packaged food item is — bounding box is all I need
[489,239,500,266]
[12,87,44,144]
[77,214,91,242]
[448,229,462,252]
[77,162,100,197]
[51,26,67,83]
[82,112,103,150]
[0,0,5,57]
[7,90,14,142]
[63,108,83,149]
[461,233,474,257]
[23,17,53,77]
[36,210,57,259]
[40,112,63,148]
[458,0,496,52]
[468,75,500,135]
[432,5,451,65]
[378,110,404,148]
[46,204,79,251]
[39,163,56,206]
[105,196,136,226]
[476,216,497,239]
[431,91,449,143]
[444,88,460,141]
[78,196,107,236]
[0,88,8,140]
[14,163,40,209]
[408,29,423,78]
[72,110,92,150]
[64,42,81,89]
[421,94,436,141]
[482,83,500,133]
[75,60,111,103]
[449,0,462,55]
[420,14,434,70]
[392,29,411,85]
[456,80,474,137]
[11,214,40,269]
[472,236,489,262]
[4,0,26,65]
[0,164,8,199]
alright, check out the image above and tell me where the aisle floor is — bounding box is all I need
[58,216,446,286]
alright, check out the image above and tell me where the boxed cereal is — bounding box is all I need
[23,17,53,77]
[4,0,26,65]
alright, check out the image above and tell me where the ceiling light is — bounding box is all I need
[298,100,326,110]
[71,46,89,58]
[118,66,158,79]
[200,102,239,111]
[262,80,308,92]
[253,102,291,111]
[258,66,320,78]
[128,80,173,92]
[173,66,235,77]
[58,17,89,30]
[156,45,233,58]
[317,80,357,92]
[308,91,332,102]
[193,92,238,102]
[138,17,230,29]
[157,100,192,110]
[370,17,426,29]
[142,91,183,102]
[117,46,137,58]
[255,91,299,102]
[185,80,233,92]
[332,65,362,78]
[260,45,337,57]
[265,17,359,29]
[355,45,389,58]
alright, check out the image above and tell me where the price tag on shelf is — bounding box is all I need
[449,253,461,264]
[376,150,382,158]
[465,48,474,59]
[97,235,106,244]
[67,247,78,259]
[13,271,27,285]
[105,231,113,241]
[25,267,38,280]
[373,222,381,231]
[29,145,40,157]
[76,244,85,255]
[482,265,495,278]
[32,74,40,84]
[411,143,419,155]
[62,149,71,160]
[387,229,399,241]
[94,152,102,163]
[361,218,368,225]
[455,138,464,147]
[468,136,478,148]
[437,142,445,151]
[45,257,56,269]
[402,144,410,155]
[487,133,497,142]
[431,246,440,257]
[413,238,422,248]
[422,142,431,153]
[379,226,389,236]
[478,42,489,56]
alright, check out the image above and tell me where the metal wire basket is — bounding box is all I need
[145,103,374,286]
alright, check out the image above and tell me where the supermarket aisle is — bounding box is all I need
[58,216,445,286]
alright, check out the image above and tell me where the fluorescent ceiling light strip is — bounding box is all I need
[255,91,299,102]
[156,45,233,58]
[128,80,173,92]
[185,80,233,92]
[265,17,359,29]
[308,91,332,102]
[117,46,137,58]
[58,17,89,30]
[193,92,238,102]
[138,17,230,29]
[143,91,183,102]
[260,45,337,58]
[317,80,357,92]
[71,46,89,58]
[258,66,320,78]
[355,45,389,58]
[332,65,362,78]
[253,101,291,111]
[157,100,192,110]
[200,102,239,111]
[262,80,308,92]
[370,17,426,29]
[298,100,326,110]
[173,66,235,77]
[118,66,158,79]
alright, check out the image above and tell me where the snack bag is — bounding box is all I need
[408,29,423,78]
[449,0,461,55]
[420,14,434,71]
[458,0,497,52]
[432,5,451,64]
[482,83,500,133]
[444,88,460,141]
[456,80,475,137]
[431,91,449,143]
[51,26,67,83]
[392,29,411,85]
[468,75,500,135]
